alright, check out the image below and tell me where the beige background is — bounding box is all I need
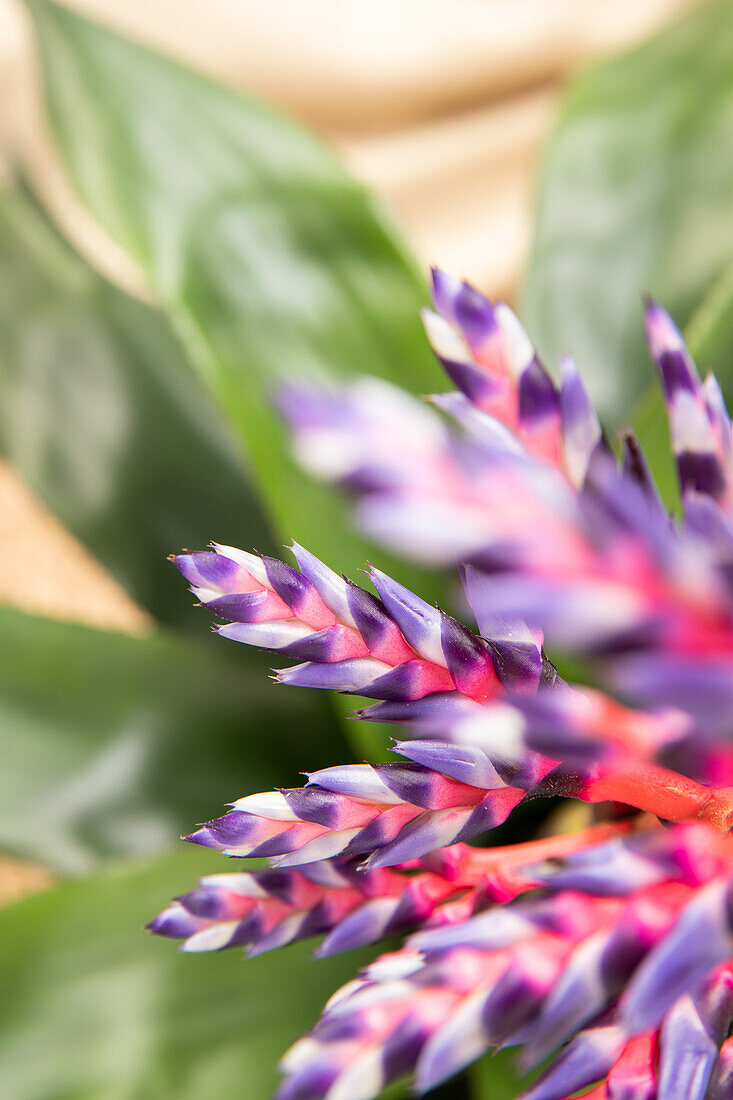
[0,0,702,894]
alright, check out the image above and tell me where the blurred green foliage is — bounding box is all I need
[0,190,276,630]
[28,0,445,590]
[0,606,341,874]
[0,848,372,1099]
[523,0,733,419]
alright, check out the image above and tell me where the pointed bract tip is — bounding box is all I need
[643,295,675,332]
[430,266,453,296]
[430,266,457,294]
[643,295,670,331]
[182,829,211,847]
[559,354,580,380]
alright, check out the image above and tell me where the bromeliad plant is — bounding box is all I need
[151,273,733,1099]
[1,2,731,1096]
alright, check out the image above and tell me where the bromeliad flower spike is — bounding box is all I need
[150,273,733,1099]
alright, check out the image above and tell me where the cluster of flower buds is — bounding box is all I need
[174,752,733,874]
[645,300,733,506]
[148,855,463,959]
[181,762,527,871]
[174,543,533,701]
[149,823,627,959]
[425,268,603,481]
[153,278,733,1100]
[281,275,733,732]
[172,539,707,774]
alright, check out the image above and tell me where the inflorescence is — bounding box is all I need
[149,271,733,1099]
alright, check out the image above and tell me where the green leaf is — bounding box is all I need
[0,607,339,873]
[522,0,733,419]
[0,187,276,631]
[469,1050,533,1100]
[686,257,733,376]
[0,847,368,1100]
[27,1,444,591]
[629,384,679,513]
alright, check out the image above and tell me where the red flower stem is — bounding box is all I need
[461,819,636,876]
[451,819,638,898]
[581,761,733,830]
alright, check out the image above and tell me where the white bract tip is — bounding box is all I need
[231,791,299,820]
[181,921,242,952]
[199,872,268,897]
[212,544,269,585]
[422,308,470,363]
[495,303,534,379]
